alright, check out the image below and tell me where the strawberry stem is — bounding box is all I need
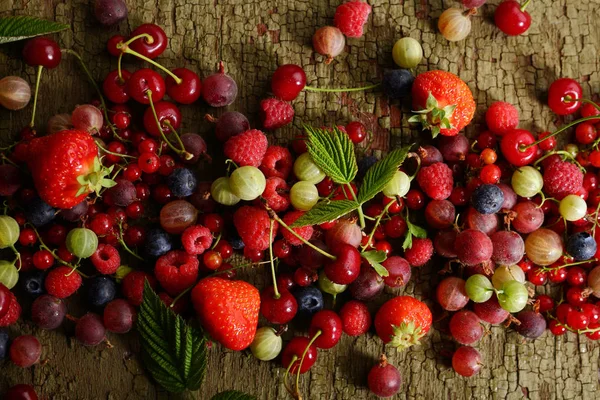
[272,215,336,260]
[304,82,380,93]
[520,115,600,150]
[29,65,43,128]
[295,330,322,398]
[268,219,280,299]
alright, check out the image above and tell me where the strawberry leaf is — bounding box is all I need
[304,125,358,185]
[361,250,389,277]
[357,146,412,204]
[290,200,358,227]
[138,281,207,393]
[211,391,257,400]
[0,16,69,45]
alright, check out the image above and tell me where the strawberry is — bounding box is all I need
[191,276,260,351]
[408,70,475,137]
[26,130,116,209]
[374,295,432,350]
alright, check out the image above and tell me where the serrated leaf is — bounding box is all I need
[0,16,69,44]
[305,125,358,184]
[290,200,358,227]
[138,281,207,393]
[402,219,427,250]
[211,391,257,400]
[357,146,411,204]
[361,250,389,277]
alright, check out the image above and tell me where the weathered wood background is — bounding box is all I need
[1,0,600,399]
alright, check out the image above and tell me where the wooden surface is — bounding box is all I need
[1,0,600,399]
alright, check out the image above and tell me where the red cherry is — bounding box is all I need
[405,189,425,210]
[103,70,132,104]
[294,268,317,287]
[548,78,583,116]
[5,384,38,400]
[580,102,600,121]
[273,240,291,259]
[500,129,538,167]
[271,64,307,101]
[138,152,161,174]
[143,101,181,137]
[203,214,224,233]
[308,310,343,349]
[166,68,202,104]
[575,123,597,145]
[129,24,168,59]
[324,244,361,285]
[346,121,367,144]
[127,68,166,104]
[494,0,531,36]
[107,35,126,57]
[22,37,61,68]
[281,336,318,374]
[260,286,298,324]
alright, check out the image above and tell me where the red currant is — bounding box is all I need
[143,101,181,137]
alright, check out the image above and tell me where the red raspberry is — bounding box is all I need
[259,177,290,213]
[485,101,519,136]
[155,250,200,296]
[181,225,213,255]
[0,292,20,327]
[404,238,433,267]
[233,206,279,251]
[158,292,188,315]
[339,300,371,336]
[45,266,83,299]
[90,244,121,274]
[281,211,313,246]
[334,1,371,38]
[416,162,453,200]
[122,271,157,306]
[223,129,268,167]
[260,146,293,179]
[543,161,584,200]
[260,98,294,130]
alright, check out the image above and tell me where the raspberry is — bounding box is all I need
[543,161,584,200]
[223,129,268,167]
[155,250,200,296]
[334,1,372,38]
[233,206,278,251]
[90,244,121,274]
[339,300,371,336]
[122,270,157,306]
[260,146,293,179]
[404,238,433,267]
[181,225,213,255]
[0,292,21,327]
[281,211,313,246]
[485,101,519,136]
[260,98,294,130]
[45,266,83,299]
[259,177,290,213]
[416,162,453,200]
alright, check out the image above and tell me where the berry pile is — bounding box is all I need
[0,0,599,398]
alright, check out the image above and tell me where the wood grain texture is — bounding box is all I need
[1,0,600,399]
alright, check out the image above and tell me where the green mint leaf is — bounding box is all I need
[211,391,257,400]
[0,16,69,45]
[361,250,389,277]
[290,200,358,227]
[305,125,358,184]
[138,281,207,393]
[357,146,412,204]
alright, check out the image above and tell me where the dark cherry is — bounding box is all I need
[127,68,166,104]
[103,69,131,104]
[166,68,202,104]
[271,64,307,101]
[143,101,181,136]
[23,37,61,69]
[129,23,168,59]
[260,286,298,324]
[308,310,343,349]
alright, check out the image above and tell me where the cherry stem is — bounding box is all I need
[283,356,298,396]
[95,141,136,159]
[521,115,600,150]
[117,221,144,261]
[117,53,124,80]
[520,0,531,11]
[119,45,182,85]
[0,154,18,169]
[534,150,579,168]
[209,259,272,277]
[210,233,222,250]
[304,82,380,93]
[162,120,192,160]
[123,33,154,46]
[169,285,192,308]
[346,183,365,229]
[295,330,322,398]
[273,215,336,260]
[268,219,280,299]
[566,97,600,113]
[27,223,81,271]
[361,201,393,251]
[29,65,43,128]
[146,90,192,160]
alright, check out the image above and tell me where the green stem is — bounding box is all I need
[210,233,222,250]
[0,154,19,168]
[119,45,182,85]
[346,183,365,229]
[304,82,380,93]
[28,224,81,271]
[210,259,272,277]
[520,0,531,11]
[170,286,192,308]
[117,52,124,80]
[29,65,43,128]
[146,91,192,160]
[522,115,600,150]
[283,355,298,396]
[295,330,322,397]
[274,215,336,260]
[361,201,393,251]
[162,120,192,160]
[268,219,280,299]
[117,222,144,261]
[9,245,21,270]
[123,33,154,46]
[96,141,136,159]
[541,258,596,272]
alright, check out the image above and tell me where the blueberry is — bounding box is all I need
[567,232,597,261]
[229,235,245,250]
[145,228,172,257]
[24,197,56,227]
[382,69,414,99]
[20,271,46,297]
[87,276,117,308]
[357,155,379,181]
[471,184,504,214]
[168,168,197,197]
[292,285,323,319]
[0,329,9,360]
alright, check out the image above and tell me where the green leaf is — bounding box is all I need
[402,219,427,250]
[357,146,411,204]
[211,391,257,400]
[0,16,69,45]
[361,250,389,277]
[305,125,358,184]
[138,281,207,393]
[290,200,358,228]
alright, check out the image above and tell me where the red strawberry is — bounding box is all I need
[374,295,432,350]
[26,130,116,209]
[409,70,475,137]
[191,276,260,351]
